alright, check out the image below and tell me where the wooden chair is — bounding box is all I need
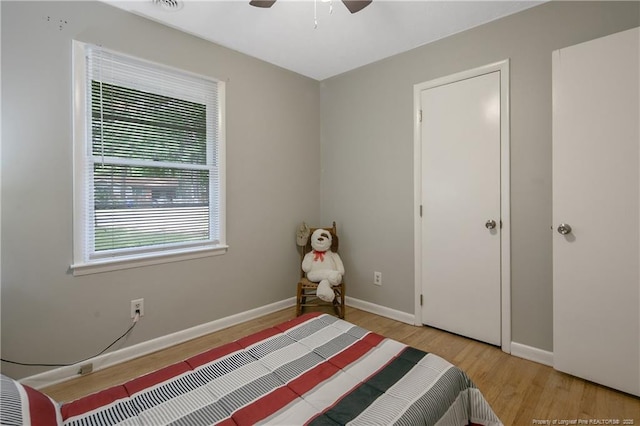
[296,222,346,319]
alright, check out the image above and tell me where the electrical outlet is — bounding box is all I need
[373,271,382,286]
[130,298,144,318]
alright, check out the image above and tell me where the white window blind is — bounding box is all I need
[72,42,226,273]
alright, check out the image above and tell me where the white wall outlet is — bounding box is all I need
[373,271,382,286]
[130,298,144,318]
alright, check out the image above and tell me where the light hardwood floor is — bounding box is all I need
[42,306,639,424]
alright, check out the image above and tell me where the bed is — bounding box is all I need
[1,313,502,425]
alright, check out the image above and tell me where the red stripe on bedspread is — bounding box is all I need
[288,361,341,396]
[327,334,385,369]
[61,385,129,418]
[216,417,238,426]
[231,386,299,425]
[185,341,244,369]
[361,332,386,347]
[124,361,191,395]
[23,385,60,426]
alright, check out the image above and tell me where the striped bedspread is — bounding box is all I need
[61,313,502,425]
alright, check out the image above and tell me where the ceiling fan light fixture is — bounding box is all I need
[152,0,183,12]
[249,0,371,14]
[249,0,277,8]
[342,0,372,14]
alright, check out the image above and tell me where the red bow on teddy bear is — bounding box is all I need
[313,250,326,261]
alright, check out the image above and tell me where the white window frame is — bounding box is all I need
[71,41,226,276]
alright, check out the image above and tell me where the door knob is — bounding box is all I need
[485,220,497,229]
[557,223,572,235]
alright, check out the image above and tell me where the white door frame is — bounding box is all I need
[412,60,511,354]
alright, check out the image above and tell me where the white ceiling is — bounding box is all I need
[102,0,543,80]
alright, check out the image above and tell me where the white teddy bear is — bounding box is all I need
[302,228,344,302]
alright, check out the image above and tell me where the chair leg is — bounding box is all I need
[296,284,303,317]
[332,286,345,319]
[332,298,339,317]
[339,285,345,319]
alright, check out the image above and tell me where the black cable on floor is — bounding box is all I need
[1,315,138,368]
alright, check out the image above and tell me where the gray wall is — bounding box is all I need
[1,1,320,379]
[320,1,639,351]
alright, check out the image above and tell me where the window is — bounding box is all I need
[72,41,226,275]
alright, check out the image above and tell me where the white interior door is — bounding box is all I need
[552,27,640,397]
[420,70,501,346]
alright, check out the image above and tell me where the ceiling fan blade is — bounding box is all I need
[249,0,276,8]
[342,0,372,14]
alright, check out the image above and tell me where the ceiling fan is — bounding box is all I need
[249,0,372,14]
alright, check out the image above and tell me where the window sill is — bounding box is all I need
[70,245,228,276]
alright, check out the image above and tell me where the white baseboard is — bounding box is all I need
[510,341,554,367]
[345,296,415,325]
[347,297,554,368]
[21,297,296,390]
